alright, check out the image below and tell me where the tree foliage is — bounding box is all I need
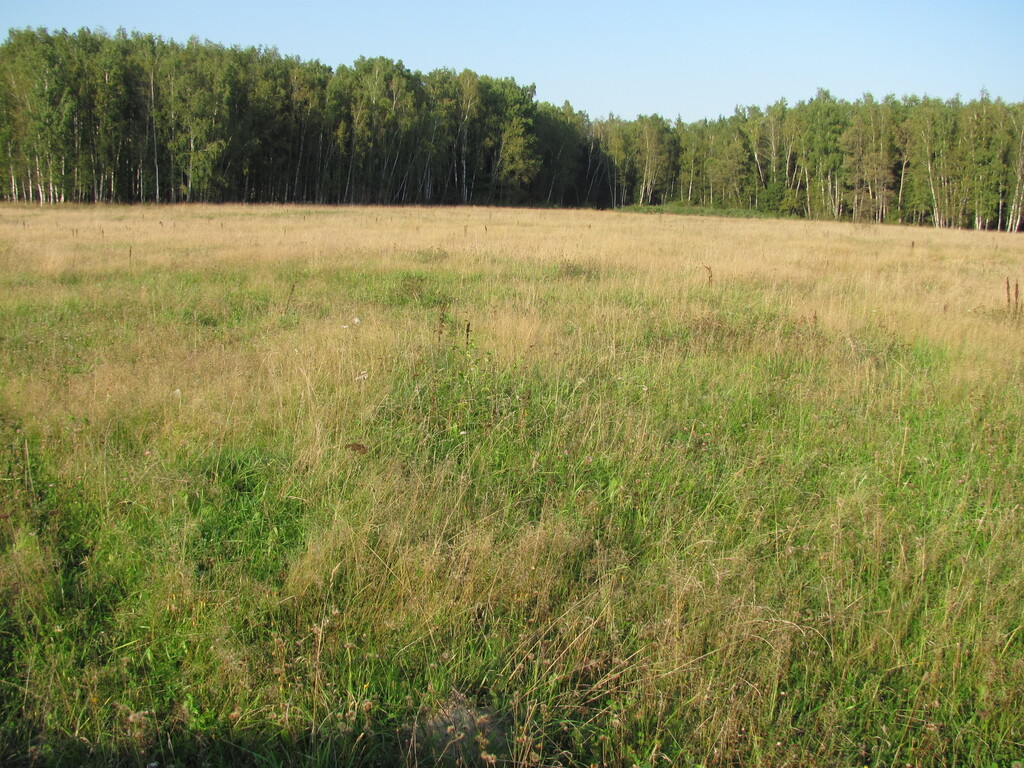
[2,27,1022,230]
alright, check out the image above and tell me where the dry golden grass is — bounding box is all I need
[3,203,1020,339]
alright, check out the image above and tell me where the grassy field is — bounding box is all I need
[1,203,1023,767]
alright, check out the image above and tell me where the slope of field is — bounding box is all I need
[1,205,1022,766]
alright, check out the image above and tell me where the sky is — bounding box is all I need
[5,0,1023,123]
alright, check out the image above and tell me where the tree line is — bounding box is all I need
[3,27,1023,230]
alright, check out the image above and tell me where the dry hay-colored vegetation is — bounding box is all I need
[1,203,1023,767]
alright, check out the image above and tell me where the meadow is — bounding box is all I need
[1,203,1022,767]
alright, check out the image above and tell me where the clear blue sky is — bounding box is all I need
[6,0,1022,122]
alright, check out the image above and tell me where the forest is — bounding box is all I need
[2,26,1023,230]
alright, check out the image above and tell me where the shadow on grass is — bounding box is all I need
[6,729,411,768]
[5,700,514,767]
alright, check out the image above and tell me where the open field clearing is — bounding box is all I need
[1,204,1023,767]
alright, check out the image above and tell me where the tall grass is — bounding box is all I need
[1,204,1023,766]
